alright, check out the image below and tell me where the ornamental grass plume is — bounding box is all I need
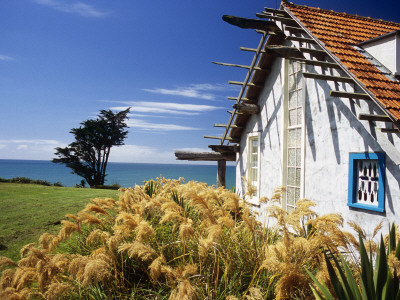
[0,177,372,299]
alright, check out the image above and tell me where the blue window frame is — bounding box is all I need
[348,152,385,212]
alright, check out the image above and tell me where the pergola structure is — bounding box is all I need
[176,3,400,187]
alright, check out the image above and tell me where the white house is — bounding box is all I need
[176,1,400,233]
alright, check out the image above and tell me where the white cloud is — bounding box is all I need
[33,0,108,18]
[109,145,212,164]
[109,144,174,163]
[127,119,199,131]
[111,101,222,116]
[0,139,66,160]
[0,54,14,61]
[143,83,235,101]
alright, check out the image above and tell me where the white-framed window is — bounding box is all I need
[283,59,305,211]
[247,132,261,204]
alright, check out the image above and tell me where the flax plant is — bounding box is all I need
[0,178,360,299]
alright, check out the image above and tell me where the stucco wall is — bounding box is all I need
[236,57,285,204]
[237,56,400,235]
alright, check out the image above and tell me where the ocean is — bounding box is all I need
[0,159,236,189]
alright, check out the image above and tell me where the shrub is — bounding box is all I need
[0,177,11,183]
[53,182,64,187]
[92,183,121,190]
[0,178,358,299]
[10,177,32,184]
[31,179,51,186]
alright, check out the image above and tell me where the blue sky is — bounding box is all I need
[1,0,400,164]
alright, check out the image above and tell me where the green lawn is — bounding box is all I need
[0,183,120,261]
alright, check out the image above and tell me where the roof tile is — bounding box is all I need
[286,3,400,121]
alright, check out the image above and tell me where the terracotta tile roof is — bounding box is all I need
[284,2,400,120]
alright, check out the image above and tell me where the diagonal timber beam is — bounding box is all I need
[222,15,281,32]
[212,61,265,71]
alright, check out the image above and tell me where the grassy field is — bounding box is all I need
[0,183,120,261]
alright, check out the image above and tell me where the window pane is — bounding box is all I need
[289,74,296,91]
[287,167,295,185]
[287,187,295,205]
[296,168,301,186]
[296,108,302,125]
[289,109,297,126]
[288,149,296,166]
[289,92,296,109]
[296,148,301,167]
[296,128,302,146]
[288,129,296,147]
[295,188,300,201]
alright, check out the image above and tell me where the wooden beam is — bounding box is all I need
[175,151,235,162]
[265,45,304,58]
[232,103,260,114]
[285,35,316,43]
[379,128,400,133]
[227,110,244,115]
[212,61,265,71]
[329,90,371,100]
[240,47,266,53]
[256,13,297,25]
[303,72,355,83]
[358,113,391,122]
[204,135,239,143]
[217,160,227,187]
[227,96,257,103]
[214,123,242,129]
[299,47,326,56]
[212,61,251,69]
[228,81,263,88]
[288,57,341,69]
[284,25,305,33]
[209,145,240,153]
[263,7,289,16]
[222,15,281,32]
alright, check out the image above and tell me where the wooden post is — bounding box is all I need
[217,160,226,188]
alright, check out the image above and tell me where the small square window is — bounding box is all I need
[348,152,385,212]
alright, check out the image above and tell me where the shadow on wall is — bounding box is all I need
[307,75,400,215]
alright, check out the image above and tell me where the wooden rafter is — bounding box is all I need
[204,135,240,143]
[227,96,257,103]
[284,25,305,33]
[329,90,371,100]
[299,47,326,56]
[285,35,316,43]
[303,72,354,83]
[222,15,281,32]
[174,151,235,162]
[379,128,400,133]
[228,81,263,88]
[212,61,265,71]
[256,13,297,25]
[240,47,266,53]
[263,7,289,16]
[289,57,341,68]
[209,145,240,153]
[265,45,304,58]
[232,103,260,114]
[214,123,243,129]
[358,113,391,122]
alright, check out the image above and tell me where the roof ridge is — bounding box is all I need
[282,1,400,27]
